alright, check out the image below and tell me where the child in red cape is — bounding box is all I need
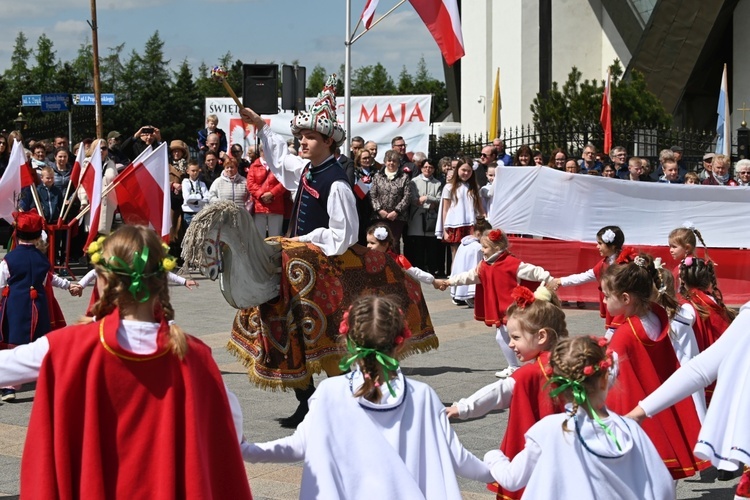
[602,253,708,479]
[366,222,436,285]
[446,284,567,500]
[0,225,252,499]
[434,229,555,379]
[548,225,636,335]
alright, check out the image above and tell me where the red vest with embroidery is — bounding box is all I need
[474,253,522,326]
[21,310,253,499]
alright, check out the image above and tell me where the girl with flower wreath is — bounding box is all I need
[484,336,674,500]
[447,285,568,500]
[0,225,252,499]
[434,229,555,379]
[547,225,636,335]
[435,157,484,260]
[601,253,709,480]
[242,295,493,500]
[365,223,435,285]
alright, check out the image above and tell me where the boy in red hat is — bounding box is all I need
[0,210,52,401]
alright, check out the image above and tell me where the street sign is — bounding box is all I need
[72,93,116,106]
[22,95,41,107]
[41,93,71,112]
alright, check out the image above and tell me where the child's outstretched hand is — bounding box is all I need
[546,278,561,291]
[184,279,198,290]
[445,405,460,419]
[433,279,449,291]
[69,283,83,297]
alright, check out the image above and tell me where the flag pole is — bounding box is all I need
[344,0,352,156]
[350,0,407,45]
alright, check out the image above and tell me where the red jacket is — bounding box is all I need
[246,158,287,215]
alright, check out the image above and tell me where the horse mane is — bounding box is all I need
[182,200,241,266]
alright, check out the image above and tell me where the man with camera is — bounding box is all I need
[120,126,162,163]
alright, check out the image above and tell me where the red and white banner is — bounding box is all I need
[600,68,612,154]
[408,0,464,65]
[491,167,750,248]
[113,143,170,242]
[361,0,379,29]
[0,140,38,223]
[82,140,104,248]
[206,94,432,162]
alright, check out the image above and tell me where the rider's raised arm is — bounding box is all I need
[256,124,306,193]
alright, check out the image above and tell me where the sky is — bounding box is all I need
[0,0,446,86]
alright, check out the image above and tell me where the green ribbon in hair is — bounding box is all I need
[102,247,153,303]
[548,375,622,451]
[339,338,400,398]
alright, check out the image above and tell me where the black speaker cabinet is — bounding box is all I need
[242,64,278,115]
[281,65,307,112]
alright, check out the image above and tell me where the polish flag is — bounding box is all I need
[353,178,371,199]
[82,141,104,248]
[113,143,170,242]
[361,0,379,29]
[600,68,612,154]
[0,139,42,223]
[409,0,464,65]
[67,140,87,193]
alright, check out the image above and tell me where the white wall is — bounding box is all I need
[460,0,631,136]
[734,0,750,130]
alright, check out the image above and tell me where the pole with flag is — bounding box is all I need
[716,63,730,156]
[600,68,612,155]
[489,67,501,139]
[59,141,87,223]
[0,140,43,223]
[82,140,104,249]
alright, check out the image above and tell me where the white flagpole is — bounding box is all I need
[344,0,352,156]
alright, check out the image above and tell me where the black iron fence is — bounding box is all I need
[429,123,731,172]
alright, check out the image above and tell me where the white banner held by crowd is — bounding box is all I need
[490,167,750,248]
[205,95,432,161]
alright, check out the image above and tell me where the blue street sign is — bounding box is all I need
[41,93,70,112]
[72,93,116,106]
[22,94,41,107]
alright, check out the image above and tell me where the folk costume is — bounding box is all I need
[257,74,358,257]
[448,243,552,371]
[0,308,251,499]
[450,234,481,303]
[0,211,51,349]
[436,182,478,243]
[640,302,750,498]
[605,304,709,478]
[243,368,492,499]
[485,406,675,500]
[452,352,560,500]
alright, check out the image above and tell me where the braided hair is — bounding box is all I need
[679,257,737,321]
[343,296,406,403]
[91,225,188,358]
[549,336,608,431]
[601,253,669,317]
[669,226,709,261]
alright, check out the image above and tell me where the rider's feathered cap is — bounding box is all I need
[290,74,346,147]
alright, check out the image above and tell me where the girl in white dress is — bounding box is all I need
[449,216,491,306]
[242,295,493,500]
[485,336,674,500]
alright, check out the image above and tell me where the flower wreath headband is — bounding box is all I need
[88,236,177,303]
[337,305,412,397]
[545,336,621,451]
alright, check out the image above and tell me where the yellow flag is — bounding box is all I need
[489,68,501,138]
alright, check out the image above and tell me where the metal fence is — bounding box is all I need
[429,123,729,172]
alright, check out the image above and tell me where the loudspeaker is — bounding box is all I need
[281,65,306,112]
[242,64,279,115]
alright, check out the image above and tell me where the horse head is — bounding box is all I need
[182,200,282,309]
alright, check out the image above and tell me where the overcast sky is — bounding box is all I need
[0,0,446,86]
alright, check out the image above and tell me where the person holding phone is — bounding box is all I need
[120,125,162,162]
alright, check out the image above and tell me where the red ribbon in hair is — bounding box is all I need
[488,229,503,242]
[511,285,535,309]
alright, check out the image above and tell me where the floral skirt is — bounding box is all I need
[443,225,473,244]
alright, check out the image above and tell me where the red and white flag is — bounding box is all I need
[361,0,379,29]
[600,68,612,154]
[113,143,170,242]
[353,178,371,199]
[0,140,41,223]
[67,140,87,193]
[408,0,464,65]
[82,140,104,248]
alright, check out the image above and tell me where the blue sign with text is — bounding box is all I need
[22,95,41,107]
[72,93,116,106]
[41,93,70,112]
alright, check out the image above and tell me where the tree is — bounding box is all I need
[100,43,125,94]
[67,41,94,92]
[306,64,327,97]
[167,60,201,141]
[29,34,58,94]
[4,32,33,99]
[351,63,395,95]
[411,56,448,121]
[397,66,414,95]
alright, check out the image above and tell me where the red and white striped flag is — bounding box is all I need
[408,0,464,65]
[0,140,41,223]
[353,178,371,199]
[600,68,612,154]
[361,0,379,29]
[82,140,104,248]
[113,143,170,242]
[67,140,87,193]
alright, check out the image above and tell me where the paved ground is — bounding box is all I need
[0,271,740,499]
